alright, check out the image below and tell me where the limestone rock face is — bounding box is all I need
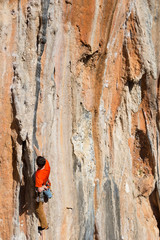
[1,0,160,239]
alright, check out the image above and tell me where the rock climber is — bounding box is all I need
[34,145,52,232]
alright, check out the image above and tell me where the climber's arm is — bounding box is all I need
[34,145,42,157]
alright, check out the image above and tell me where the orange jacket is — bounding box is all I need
[35,159,51,188]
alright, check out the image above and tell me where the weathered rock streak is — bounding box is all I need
[0,0,160,239]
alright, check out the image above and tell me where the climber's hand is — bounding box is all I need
[43,185,48,191]
[38,185,48,192]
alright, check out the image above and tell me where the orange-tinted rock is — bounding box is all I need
[1,0,160,239]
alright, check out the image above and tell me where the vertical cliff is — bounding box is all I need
[1,0,160,239]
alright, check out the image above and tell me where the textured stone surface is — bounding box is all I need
[1,0,160,239]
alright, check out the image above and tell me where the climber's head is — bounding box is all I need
[36,156,46,169]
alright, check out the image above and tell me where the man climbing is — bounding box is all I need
[34,145,52,232]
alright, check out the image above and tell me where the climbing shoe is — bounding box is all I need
[38,226,49,231]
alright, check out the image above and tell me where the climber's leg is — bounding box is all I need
[36,202,48,229]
